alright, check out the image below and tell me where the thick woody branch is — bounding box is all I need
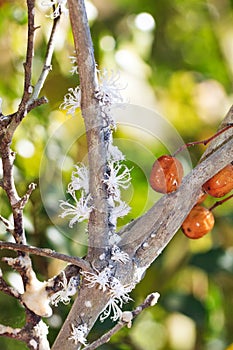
[54,3,233,349]
[119,125,233,269]
[68,0,110,261]
[52,283,110,350]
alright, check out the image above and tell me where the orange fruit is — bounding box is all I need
[202,164,233,198]
[181,205,215,239]
[149,155,184,194]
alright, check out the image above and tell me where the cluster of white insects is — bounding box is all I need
[35,2,159,347]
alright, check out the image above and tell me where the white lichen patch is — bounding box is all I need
[5,255,31,270]
[29,339,38,349]
[109,232,121,245]
[99,252,106,261]
[0,325,20,335]
[22,271,52,317]
[33,321,50,350]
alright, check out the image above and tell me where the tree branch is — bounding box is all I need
[120,135,233,268]
[52,282,110,350]
[0,215,14,233]
[16,183,37,210]
[68,0,110,262]
[52,1,233,347]
[0,317,50,350]
[84,292,160,350]
[30,14,60,101]
[0,146,25,244]
[0,268,20,299]
[52,107,233,350]
[0,241,92,272]
[0,324,21,339]
[18,0,36,115]
[0,3,62,348]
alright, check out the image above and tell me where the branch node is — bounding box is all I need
[18,182,37,209]
[0,215,14,233]
[0,271,21,299]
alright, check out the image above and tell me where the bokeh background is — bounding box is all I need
[0,0,233,349]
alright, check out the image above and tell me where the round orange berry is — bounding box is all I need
[181,205,215,239]
[202,164,233,198]
[149,155,184,194]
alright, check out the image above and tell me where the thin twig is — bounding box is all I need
[0,215,14,232]
[83,293,160,350]
[0,241,92,272]
[0,324,21,338]
[0,145,24,243]
[18,0,36,114]
[173,123,233,156]
[27,96,48,112]
[0,269,20,299]
[17,183,37,210]
[209,193,233,211]
[31,15,61,101]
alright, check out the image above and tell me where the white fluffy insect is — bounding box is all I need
[69,323,88,346]
[50,272,79,306]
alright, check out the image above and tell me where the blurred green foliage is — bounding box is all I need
[0,0,233,349]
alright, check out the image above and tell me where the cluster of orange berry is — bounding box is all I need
[149,141,233,239]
